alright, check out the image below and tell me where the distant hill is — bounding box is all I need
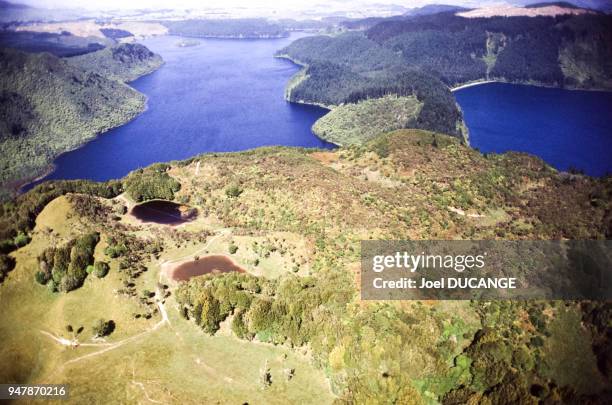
[0,0,29,9]
[404,4,471,16]
[0,31,109,57]
[0,45,162,194]
[66,43,163,82]
[162,19,289,39]
[525,2,581,9]
[523,0,612,11]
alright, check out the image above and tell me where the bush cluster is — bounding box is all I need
[36,232,100,292]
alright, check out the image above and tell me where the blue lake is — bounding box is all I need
[33,33,334,185]
[455,82,612,177]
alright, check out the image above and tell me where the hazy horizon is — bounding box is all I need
[11,0,589,11]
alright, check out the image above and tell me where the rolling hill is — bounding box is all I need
[0,44,163,197]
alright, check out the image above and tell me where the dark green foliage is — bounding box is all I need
[366,13,611,87]
[92,319,115,337]
[225,184,243,198]
[491,29,563,84]
[163,19,288,39]
[383,29,488,84]
[281,33,464,137]
[94,261,110,278]
[99,28,133,40]
[36,232,99,292]
[125,166,181,202]
[281,13,611,141]
[0,179,122,259]
[66,43,163,82]
[0,253,15,282]
[0,47,147,190]
[34,270,48,285]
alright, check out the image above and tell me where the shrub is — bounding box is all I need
[13,232,30,247]
[231,309,250,339]
[125,169,181,202]
[0,253,16,282]
[92,319,115,337]
[38,232,99,292]
[94,261,110,278]
[225,184,243,198]
[35,270,49,285]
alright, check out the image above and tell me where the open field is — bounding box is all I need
[0,195,334,403]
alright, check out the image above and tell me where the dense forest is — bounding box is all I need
[278,32,466,139]
[163,19,289,39]
[67,43,164,82]
[366,12,612,88]
[280,12,612,142]
[0,43,163,198]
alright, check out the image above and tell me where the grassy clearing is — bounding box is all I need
[312,95,423,146]
[0,194,333,403]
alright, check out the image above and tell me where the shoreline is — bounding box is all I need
[450,80,497,92]
[450,78,612,93]
[15,102,148,195]
[14,58,165,195]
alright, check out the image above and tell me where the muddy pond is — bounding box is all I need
[170,255,245,281]
[130,200,197,225]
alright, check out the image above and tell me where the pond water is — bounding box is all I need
[455,83,612,177]
[31,33,334,186]
[130,200,197,226]
[171,255,245,281]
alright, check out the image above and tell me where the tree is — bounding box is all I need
[225,184,243,198]
[94,261,110,278]
[35,271,49,285]
[0,253,16,282]
[92,319,115,337]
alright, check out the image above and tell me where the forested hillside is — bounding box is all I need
[366,12,612,88]
[279,12,611,145]
[278,32,466,140]
[312,95,423,145]
[66,43,164,82]
[0,45,161,197]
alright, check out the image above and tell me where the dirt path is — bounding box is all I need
[42,228,230,367]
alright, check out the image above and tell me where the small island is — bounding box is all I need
[176,39,200,47]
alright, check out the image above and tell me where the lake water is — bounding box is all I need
[34,33,334,185]
[455,83,612,177]
[171,255,245,281]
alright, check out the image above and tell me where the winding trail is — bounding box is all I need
[41,229,230,367]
